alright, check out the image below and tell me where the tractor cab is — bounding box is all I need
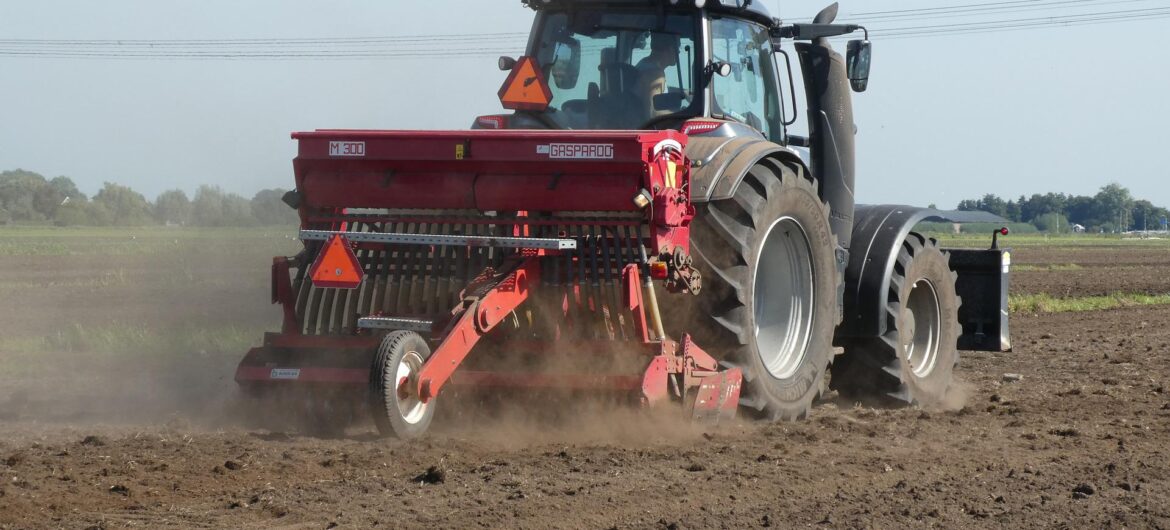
[483,0,870,145]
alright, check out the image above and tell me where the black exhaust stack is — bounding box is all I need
[794,3,856,251]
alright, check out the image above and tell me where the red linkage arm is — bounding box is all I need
[415,257,540,402]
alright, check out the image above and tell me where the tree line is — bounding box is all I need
[0,169,298,227]
[4,169,1164,233]
[957,183,1168,233]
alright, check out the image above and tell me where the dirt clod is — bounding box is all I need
[685,463,706,472]
[1073,483,1096,497]
[414,466,446,484]
[80,435,105,447]
[109,485,129,496]
[224,460,243,471]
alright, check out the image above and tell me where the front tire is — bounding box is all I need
[678,159,840,421]
[831,233,960,406]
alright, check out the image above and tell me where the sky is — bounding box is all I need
[1,0,1168,209]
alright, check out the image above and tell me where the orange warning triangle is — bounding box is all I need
[498,56,552,111]
[309,234,363,289]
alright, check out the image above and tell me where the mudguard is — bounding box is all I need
[686,135,808,203]
[837,204,934,339]
[837,204,1012,352]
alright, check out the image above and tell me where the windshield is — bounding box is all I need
[533,10,699,130]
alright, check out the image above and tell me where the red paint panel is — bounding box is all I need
[300,169,477,210]
[473,173,641,212]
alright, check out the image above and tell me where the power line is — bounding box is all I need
[2,3,1168,60]
[0,31,529,46]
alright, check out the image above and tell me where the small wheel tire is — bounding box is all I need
[370,330,435,439]
[831,233,961,406]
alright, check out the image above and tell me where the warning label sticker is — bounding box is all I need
[540,143,614,160]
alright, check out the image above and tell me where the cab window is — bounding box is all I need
[710,18,783,140]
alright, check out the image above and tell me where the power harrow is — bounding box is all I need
[236,129,742,437]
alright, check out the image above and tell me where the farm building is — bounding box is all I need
[926,210,1013,234]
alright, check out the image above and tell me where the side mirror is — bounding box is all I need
[549,38,581,90]
[653,91,687,112]
[846,40,871,92]
[498,56,516,71]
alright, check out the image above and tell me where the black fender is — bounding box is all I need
[836,204,939,339]
[686,136,809,203]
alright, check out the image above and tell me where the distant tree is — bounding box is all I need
[52,198,92,226]
[1005,198,1022,223]
[191,185,257,226]
[1065,195,1098,228]
[222,193,256,226]
[191,185,225,226]
[1019,192,1067,223]
[0,169,49,222]
[33,176,84,219]
[250,188,298,226]
[1033,212,1069,233]
[956,199,980,211]
[84,200,115,226]
[1093,183,1134,231]
[154,189,192,225]
[92,182,153,226]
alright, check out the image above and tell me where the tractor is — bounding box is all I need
[236,0,1011,438]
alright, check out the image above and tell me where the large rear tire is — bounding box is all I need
[675,159,840,421]
[371,330,436,439]
[831,233,960,406]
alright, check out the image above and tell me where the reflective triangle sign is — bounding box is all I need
[309,234,363,289]
[498,56,552,111]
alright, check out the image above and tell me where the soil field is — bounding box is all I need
[2,230,1170,529]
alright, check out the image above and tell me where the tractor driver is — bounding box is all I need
[635,33,681,121]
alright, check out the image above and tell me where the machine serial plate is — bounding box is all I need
[269,368,301,380]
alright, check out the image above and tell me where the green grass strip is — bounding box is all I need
[1010,292,1170,313]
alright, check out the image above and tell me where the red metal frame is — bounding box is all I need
[242,127,743,422]
[415,257,539,402]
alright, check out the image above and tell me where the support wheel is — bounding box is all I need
[831,233,960,406]
[675,158,840,421]
[371,330,435,439]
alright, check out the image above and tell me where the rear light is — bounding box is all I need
[476,115,507,129]
[681,121,722,135]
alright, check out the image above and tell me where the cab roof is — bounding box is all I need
[522,0,776,27]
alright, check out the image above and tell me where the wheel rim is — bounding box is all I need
[903,279,941,377]
[753,216,816,380]
[395,350,428,425]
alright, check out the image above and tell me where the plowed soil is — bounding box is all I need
[2,237,1170,529]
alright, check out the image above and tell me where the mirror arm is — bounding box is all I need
[773,23,866,41]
